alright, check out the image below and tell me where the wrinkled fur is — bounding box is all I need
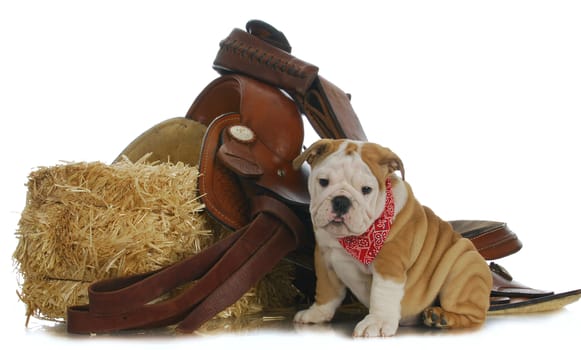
[293,139,492,337]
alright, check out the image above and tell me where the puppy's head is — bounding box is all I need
[293,139,404,238]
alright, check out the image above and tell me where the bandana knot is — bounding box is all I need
[338,178,395,265]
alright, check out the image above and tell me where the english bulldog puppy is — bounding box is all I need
[292,139,492,337]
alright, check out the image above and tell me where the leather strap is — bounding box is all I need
[213,24,367,141]
[66,196,306,334]
[177,196,304,332]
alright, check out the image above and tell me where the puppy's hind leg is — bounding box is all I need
[423,243,492,329]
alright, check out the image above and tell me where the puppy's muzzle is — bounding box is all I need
[331,195,352,218]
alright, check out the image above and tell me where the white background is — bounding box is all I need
[1,0,580,348]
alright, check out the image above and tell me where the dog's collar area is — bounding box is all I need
[338,178,395,265]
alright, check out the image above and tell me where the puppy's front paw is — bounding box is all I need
[294,304,334,324]
[353,314,398,337]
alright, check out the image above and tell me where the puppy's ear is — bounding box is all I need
[292,139,335,170]
[363,143,405,181]
[382,150,405,181]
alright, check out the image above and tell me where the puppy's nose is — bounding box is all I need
[332,195,351,216]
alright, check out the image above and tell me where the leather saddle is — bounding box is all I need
[65,20,579,334]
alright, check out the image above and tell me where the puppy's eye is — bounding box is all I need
[361,186,372,195]
[319,178,329,187]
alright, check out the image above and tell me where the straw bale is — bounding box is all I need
[13,157,298,328]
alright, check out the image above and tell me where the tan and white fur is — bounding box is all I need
[292,139,492,337]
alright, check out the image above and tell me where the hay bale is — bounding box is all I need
[13,157,299,328]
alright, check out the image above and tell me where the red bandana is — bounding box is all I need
[338,178,395,265]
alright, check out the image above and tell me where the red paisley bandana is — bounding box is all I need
[338,178,395,265]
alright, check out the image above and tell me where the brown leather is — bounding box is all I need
[217,114,310,207]
[176,195,306,332]
[67,195,307,334]
[486,262,581,314]
[451,220,523,260]
[213,28,317,96]
[213,25,367,141]
[246,20,292,53]
[210,20,525,261]
[298,76,367,141]
[67,73,312,334]
[189,75,310,230]
[65,20,556,334]
[198,113,250,229]
[68,228,246,333]
[489,262,552,299]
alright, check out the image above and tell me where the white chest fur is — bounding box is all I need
[315,175,408,308]
[320,242,373,307]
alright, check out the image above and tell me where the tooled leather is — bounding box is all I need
[190,74,309,230]
[212,23,368,141]
[219,120,310,207]
[214,29,318,95]
[198,113,249,230]
[187,74,305,163]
